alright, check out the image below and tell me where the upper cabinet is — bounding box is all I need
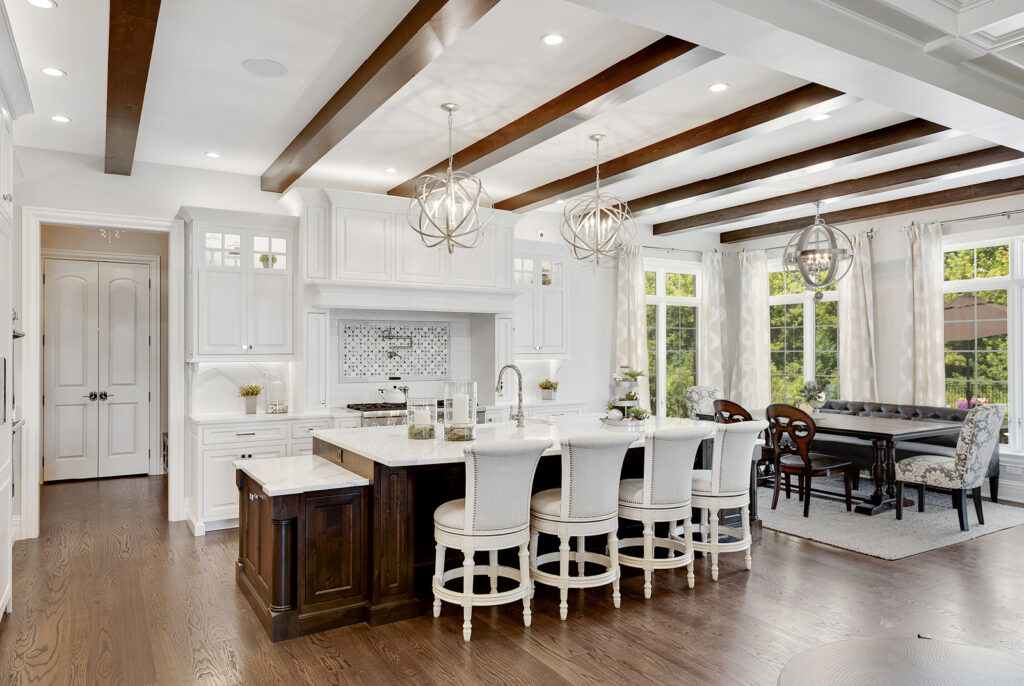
[0,106,12,223]
[332,208,394,282]
[180,207,298,360]
[513,244,569,358]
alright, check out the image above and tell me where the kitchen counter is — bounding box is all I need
[189,410,333,425]
[312,413,711,468]
[233,454,369,496]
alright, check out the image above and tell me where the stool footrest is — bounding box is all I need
[618,535,693,570]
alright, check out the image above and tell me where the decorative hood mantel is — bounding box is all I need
[305,279,522,315]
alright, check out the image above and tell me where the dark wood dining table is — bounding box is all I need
[810,413,963,515]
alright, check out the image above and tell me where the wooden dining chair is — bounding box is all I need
[765,404,856,517]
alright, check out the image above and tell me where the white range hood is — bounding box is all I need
[306,279,522,314]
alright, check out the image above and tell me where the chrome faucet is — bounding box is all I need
[495,364,525,428]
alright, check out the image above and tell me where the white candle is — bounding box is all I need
[452,393,470,424]
[268,381,285,404]
[413,408,429,426]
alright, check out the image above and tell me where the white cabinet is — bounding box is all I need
[304,204,328,280]
[304,311,328,411]
[183,209,297,359]
[395,223,447,284]
[0,106,12,223]
[513,251,569,357]
[201,442,288,521]
[332,208,394,281]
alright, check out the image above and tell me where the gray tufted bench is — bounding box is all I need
[813,400,1001,502]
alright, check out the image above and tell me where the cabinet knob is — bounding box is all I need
[2,193,11,202]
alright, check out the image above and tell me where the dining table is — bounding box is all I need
[809,413,963,515]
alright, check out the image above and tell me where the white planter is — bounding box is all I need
[541,388,556,401]
[245,396,257,414]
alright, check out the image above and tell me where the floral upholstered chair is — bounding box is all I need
[894,403,1005,532]
[684,385,722,419]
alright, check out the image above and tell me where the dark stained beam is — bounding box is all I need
[719,174,1024,244]
[104,0,162,176]
[260,0,499,193]
[387,37,720,197]
[655,146,1024,234]
[630,118,951,214]
[494,83,852,212]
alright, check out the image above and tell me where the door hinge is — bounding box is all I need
[41,394,44,406]
[148,391,151,401]
[149,335,151,346]
[42,334,44,346]
[42,273,45,285]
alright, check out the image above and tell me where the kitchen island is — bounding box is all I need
[306,414,709,632]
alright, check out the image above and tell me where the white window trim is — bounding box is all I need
[941,237,1022,451]
[644,257,701,418]
[766,261,839,400]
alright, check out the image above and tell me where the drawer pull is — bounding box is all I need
[248,493,266,501]
[235,432,256,436]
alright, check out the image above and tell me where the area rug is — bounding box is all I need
[756,476,1024,560]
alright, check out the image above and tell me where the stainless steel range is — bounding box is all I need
[346,403,408,427]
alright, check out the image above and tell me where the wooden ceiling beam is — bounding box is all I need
[719,174,1024,244]
[654,146,1024,234]
[260,0,499,194]
[630,118,950,215]
[387,36,720,197]
[493,83,852,212]
[104,0,162,176]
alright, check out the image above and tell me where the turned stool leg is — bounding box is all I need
[608,530,621,609]
[642,521,654,599]
[433,543,445,618]
[576,536,585,577]
[462,552,474,641]
[741,504,751,571]
[488,550,498,593]
[530,531,539,599]
[710,510,720,582]
[518,542,531,628]
[683,516,695,589]
[558,535,570,620]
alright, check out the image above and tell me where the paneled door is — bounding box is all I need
[44,259,151,481]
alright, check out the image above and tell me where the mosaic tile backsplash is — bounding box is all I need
[342,320,450,381]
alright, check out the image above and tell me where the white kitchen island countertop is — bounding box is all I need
[311,413,714,468]
[233,455,370,496]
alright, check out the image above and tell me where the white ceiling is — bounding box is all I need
[8,0,1024,243]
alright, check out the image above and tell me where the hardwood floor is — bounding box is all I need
[2,476,1023,685]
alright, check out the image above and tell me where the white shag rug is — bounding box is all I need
[757,476,1024,560]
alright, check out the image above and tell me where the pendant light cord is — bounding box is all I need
[447,109,455,176]
[594,137,601,194]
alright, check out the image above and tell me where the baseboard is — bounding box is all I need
[203,518,238,533]
[10,516,20,542]
[986,478,1024,504]
[185,499,205,537]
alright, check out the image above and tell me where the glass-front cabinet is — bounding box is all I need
[513,248,569,357]
[194,223,294,357]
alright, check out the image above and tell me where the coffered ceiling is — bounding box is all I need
[9,0,1024,243]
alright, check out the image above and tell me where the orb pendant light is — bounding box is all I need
[560,134,635,264]
[408,103,493,254]
[783,201,854,300]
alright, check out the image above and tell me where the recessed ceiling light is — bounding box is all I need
[41,67,66,77]
[204,151,221,158]
[27,0,57,8]
[811,113,831,121]
[542,33,565,46]
[50,114,70,123]
[242,58,288,77]
[384,167,398,174]
[708,82,730,92]
[556,199,565,204]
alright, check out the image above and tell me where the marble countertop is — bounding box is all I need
[233,454,370,496]
[189,411,334,425]
[312,413,714,468]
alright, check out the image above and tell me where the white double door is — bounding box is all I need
[44,259,151,481]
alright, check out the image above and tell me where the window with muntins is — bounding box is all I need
[645,262,699,417]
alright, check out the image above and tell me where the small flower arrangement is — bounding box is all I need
[238,384,263,397]
[539,380,558,390]
[799,379,835,406]
[955,397,989,409]
[627,407,650,420]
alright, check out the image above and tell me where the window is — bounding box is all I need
[645,262,699,417]
[943,243,1011,444]
[767,269,839,403]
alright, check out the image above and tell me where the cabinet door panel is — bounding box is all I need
[249,270,291,354]
[449,229,496,287]
[539,287,567,352]
[203,443,287,521]
[199,270,245,354]
[333,209,393,281]
[302,490,364,608]
[395,223,446,284]
[304,205,328,280]
[304,312,328,410]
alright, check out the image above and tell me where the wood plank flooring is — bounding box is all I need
[1,476,1023,685]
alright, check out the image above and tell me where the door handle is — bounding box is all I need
[83,392,98,401]
[235,432,256,436]
[98,391,113,400]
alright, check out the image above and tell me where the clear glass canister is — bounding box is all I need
[407,398,436,440]
[443,381,476,441]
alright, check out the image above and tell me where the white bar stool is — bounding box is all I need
[617,425,713,597]
[529,433,636,620]
[432,439,551,641]
[690,420,768,581]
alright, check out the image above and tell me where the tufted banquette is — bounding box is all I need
[813,400,1001,502]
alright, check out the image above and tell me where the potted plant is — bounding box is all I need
[798,379,835,415]
[622,368,645,381]
[539,379,558,401]
[239,384,262,414]
[258,253,277,269]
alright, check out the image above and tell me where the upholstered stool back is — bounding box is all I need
[707,420,769,496]
[559,433,636,520]
[642,426,709,507]
[463,439,551,534]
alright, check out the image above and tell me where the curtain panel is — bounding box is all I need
[838,231,878,401]
[729,251,770,412]
[615,244,650,410]
[900,222,945,405]
[699,251,727,392]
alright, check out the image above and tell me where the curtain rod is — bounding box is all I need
[640,245,706,256]
[940,208,1024,226]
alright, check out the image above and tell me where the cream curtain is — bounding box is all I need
[615,243,650,410]
[729,251,769,412]
[699,251,727,391]
[838,231,878,401]
[900,222,945,405]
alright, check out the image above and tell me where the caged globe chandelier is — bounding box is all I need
[783,200,854,300]
[560,134,635,264]
[408,103,492,254]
